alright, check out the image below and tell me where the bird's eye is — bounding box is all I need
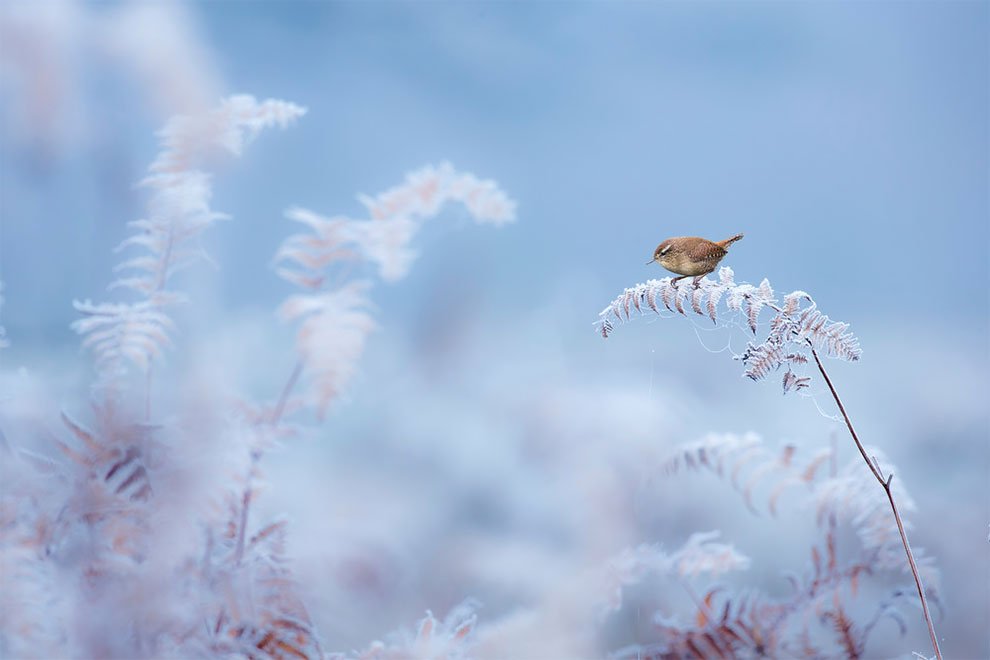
[660,245,670,255]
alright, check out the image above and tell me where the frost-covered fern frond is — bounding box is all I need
[603,531,750,615]
[116,95,306,299]
[662,432,833,516]
[114,96,306,300]
[73,95,305,377]
[205,507,323,659]
[277,282,376,418]
[329,600,479,660]
[71,300,174,376]
[148,95,306,177]
[596,267,861,391]
[662,433,937,589]
[278,162,516,284]
[664,434,938,657]
[0,440,68,658]
[274,164,516,418]
[613,592,786,660]
[109,170,228,302]
[814,450,939,590]
[360,161,515,226]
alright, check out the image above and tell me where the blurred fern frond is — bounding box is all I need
[73,95,306,379]
[276,161,516,285]
[662,432,833,516]
[207,502,323,660]
[71,300,175,377]
[277,282,376,418]
[329,600,479,660]
[603,531,751,616]
[612,434,939,659]
[273,163,517,418]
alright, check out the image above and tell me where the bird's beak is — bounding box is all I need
[645,259,655,265]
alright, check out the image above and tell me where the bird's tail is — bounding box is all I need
[718,233,744,248]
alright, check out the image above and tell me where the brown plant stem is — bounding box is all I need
[233,482,250,567]
[232,361,303,567]
[271,361,303,426]
[809,347,942,660]
[232,362,303,566]
[233,450,260,567]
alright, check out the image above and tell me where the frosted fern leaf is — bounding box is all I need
[782,369,811,393]
[274,164,515,417]
[331,600,479,660]
[664,432,833,516]
[148,95,306,175]
[74,96,304,378]
[277,283,376,418]
[71,300,175,374]
[359,161,515,226]
[814,450,938,588]
[596,267,860,390]
[603,531,750,614]
[673,530,752,578]
[120,97,305,299]
[279,162,517,285]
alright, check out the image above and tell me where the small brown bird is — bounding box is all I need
[648,233,744,286]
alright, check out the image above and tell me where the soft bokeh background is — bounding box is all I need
[2,1,987,656]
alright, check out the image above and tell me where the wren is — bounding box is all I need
[648,234,744,286]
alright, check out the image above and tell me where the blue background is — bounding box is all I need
[1,1,987,655]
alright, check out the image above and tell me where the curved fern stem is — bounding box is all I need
[809,347,942,660]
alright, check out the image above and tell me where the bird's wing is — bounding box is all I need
[686,242,726,261]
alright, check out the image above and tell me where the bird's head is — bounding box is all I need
[649,239,674,265]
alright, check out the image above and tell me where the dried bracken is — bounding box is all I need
[205,491,323,660]
[608,435,938,659]
[598,271,941,659]
[603,532,751,615]
[329,600,479,660]
[273,162,516,418]
[277,283,377,418]
[597,267,860,392]
[72,95,306,380]
[0,93,522,659]
[662,432,832,516]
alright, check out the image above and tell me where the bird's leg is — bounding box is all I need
[692,275,704,288]
[670,275,688,288]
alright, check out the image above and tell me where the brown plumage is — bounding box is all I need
[649,234,744,286]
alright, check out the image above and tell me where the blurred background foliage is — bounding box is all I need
[1,1,986,656]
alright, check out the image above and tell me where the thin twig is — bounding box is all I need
[231,362,304,566]
[233,477,251,567]
[271,361,303,426]
[233,451,259,567]
[809,347,942,660]
[143,222,176,421]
